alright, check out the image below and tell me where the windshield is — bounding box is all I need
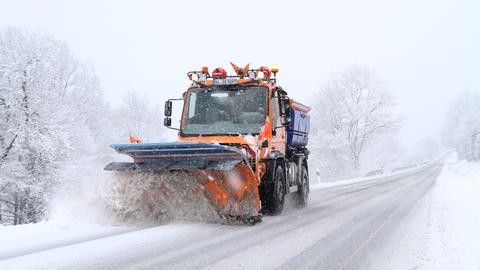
[181,86,268,136]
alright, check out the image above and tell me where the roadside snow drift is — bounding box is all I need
[371,156,480,269]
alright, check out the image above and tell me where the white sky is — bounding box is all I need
[1,0,479,149]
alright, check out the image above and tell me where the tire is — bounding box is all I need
[294,165,309,208]
[262,165,286,215]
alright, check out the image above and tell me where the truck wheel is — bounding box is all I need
[295,165,309,208]
[263,165,286,215]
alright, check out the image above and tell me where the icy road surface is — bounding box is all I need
[0,162,449,270]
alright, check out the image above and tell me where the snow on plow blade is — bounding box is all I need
[104,142,261,224]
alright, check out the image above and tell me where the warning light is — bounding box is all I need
[212,67,227,79]
[189,73,199,81]
[201,66,209,74]
[271,64,279,74]
[129,135,142,144]
[257,66,271,80]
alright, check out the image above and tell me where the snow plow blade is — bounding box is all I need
[104,142,261,224]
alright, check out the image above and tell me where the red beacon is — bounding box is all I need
[212,67,227,79]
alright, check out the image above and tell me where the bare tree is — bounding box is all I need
[311,67,401,178]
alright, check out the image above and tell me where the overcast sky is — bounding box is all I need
[1,0,479,149]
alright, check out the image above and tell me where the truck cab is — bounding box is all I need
[164,64,311,215]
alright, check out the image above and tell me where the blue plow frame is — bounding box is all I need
[104,142,248,172]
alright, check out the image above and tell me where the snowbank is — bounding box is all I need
[0,221,134,260]
[310,152,450,191]
[371,155,480,269]
[311,161,434,190]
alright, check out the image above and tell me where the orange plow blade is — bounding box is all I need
[105,142,261,224]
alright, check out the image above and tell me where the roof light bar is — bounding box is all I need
[187,63,279,84]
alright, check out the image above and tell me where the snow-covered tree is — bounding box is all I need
[310,67,401,181]
[0,28,168,225]
[0,28,111,224]
[442,92,480,161]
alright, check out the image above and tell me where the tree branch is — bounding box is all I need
[0,133,18,169]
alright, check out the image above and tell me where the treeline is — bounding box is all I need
[443,92,480,161]
[0,28,161,225]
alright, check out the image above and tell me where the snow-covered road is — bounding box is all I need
[0,160,464,270]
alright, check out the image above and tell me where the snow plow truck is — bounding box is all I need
[105,63,311,225]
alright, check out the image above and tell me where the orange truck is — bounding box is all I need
[105,63,311,224]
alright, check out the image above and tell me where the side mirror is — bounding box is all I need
[163,98,182,130]
[280,97,291,126]
[164,100,172,117]
[164,117,172,127]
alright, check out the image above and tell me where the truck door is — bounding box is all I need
[271,95,286,155]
